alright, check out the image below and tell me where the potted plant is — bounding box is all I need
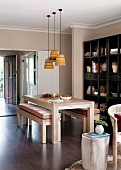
[95,119,108,134]
[112,62,118,73]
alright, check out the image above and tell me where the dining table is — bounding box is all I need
[23,94,94,144]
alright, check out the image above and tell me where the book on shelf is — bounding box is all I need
[83,132,110,139]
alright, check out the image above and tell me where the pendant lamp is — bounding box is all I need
[55,9,66,66]
[50,12,58,62]
[44,15,54,69]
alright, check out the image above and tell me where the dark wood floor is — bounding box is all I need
[0,98,17,116]
[0,104,84,170]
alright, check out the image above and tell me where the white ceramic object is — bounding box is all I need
[112,65,118,73]
[95,125,104,134]
[94,91,98,95]
[60,96,72,100]
[48,99,63,103]
[111,92,117,97]
[102,63,106,71]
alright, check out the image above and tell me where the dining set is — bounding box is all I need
[22,94,94,144]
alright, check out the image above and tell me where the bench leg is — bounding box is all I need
[42,122,46,144]
[82,116,87,133]
[58,119,61,142]
[23,116,28,125]
[17,113,20,127]
[29,118,32,126]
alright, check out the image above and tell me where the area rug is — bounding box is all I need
[65,155,121,170]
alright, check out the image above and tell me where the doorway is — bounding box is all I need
[0,55,17,117]
[4,55,17,104]
[0,57,4,98]
[0,50,35,117]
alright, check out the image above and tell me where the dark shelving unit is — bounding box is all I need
[84,34,121,121]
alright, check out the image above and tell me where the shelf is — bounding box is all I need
[84,94,91,96]
[99,73,106,79]
[84,73,98,80]
[84,56,91,58]
[99,96,107,98]
[91,56,99,58]
[99,55,107,58]
[84,34,121,120]
[100,111,107,115]
[84,55,107,58]
[109,54,118,56]
[91,94,98,97]
[107,97,118,100]
[100,114,108,120]
[119,74,121,80]
[99,79,107,81]
[85,94,107,98]
[108,73,118,80]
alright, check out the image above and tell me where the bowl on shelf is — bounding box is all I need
[60,95,72,100]
[93,91,98,95]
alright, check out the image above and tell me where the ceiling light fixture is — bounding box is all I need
[50,12,58,62]
[44,15,54,69]
[55,9,66,66]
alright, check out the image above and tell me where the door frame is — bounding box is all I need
[4,55,17,104]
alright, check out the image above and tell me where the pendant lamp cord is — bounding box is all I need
[52,12,56,51]
[59,9,62,54]
[47,15,50,59]
[54,12,55,51]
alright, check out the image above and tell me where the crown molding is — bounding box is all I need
[0,48,36,51]
[70,23,94,29]
[0,25,70,34]
[71,16,121,29]
[0,16,121,34]
[93,16,121,29]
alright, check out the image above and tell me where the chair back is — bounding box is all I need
[108,104,121,170]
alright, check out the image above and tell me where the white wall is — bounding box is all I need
[27,52,37,95]
[37,51,59,95]
[19,54,28,102]
[0,29,72,97]
[19,52,38,102]
[72,27,93,99]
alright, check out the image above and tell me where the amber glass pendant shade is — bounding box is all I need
[44,58,54,69]
[55,54,66,66]
[44,15,54,69]
[50,50,58,62]
[55,9,66,66]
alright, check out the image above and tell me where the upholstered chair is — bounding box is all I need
[108,104,121,170]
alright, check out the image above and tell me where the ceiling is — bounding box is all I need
[0,0,121,33]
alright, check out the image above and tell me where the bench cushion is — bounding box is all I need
[18,103,52,119]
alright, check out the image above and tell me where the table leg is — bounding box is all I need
[17,113,20,127]
[87,103,94,132]
[52,105,59,144]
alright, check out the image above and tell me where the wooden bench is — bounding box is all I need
[60,108,100,133]
[17,103,61,144]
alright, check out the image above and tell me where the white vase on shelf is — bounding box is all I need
[95,125,104,134]
[112,65,118,73]
[102,63,106,72]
